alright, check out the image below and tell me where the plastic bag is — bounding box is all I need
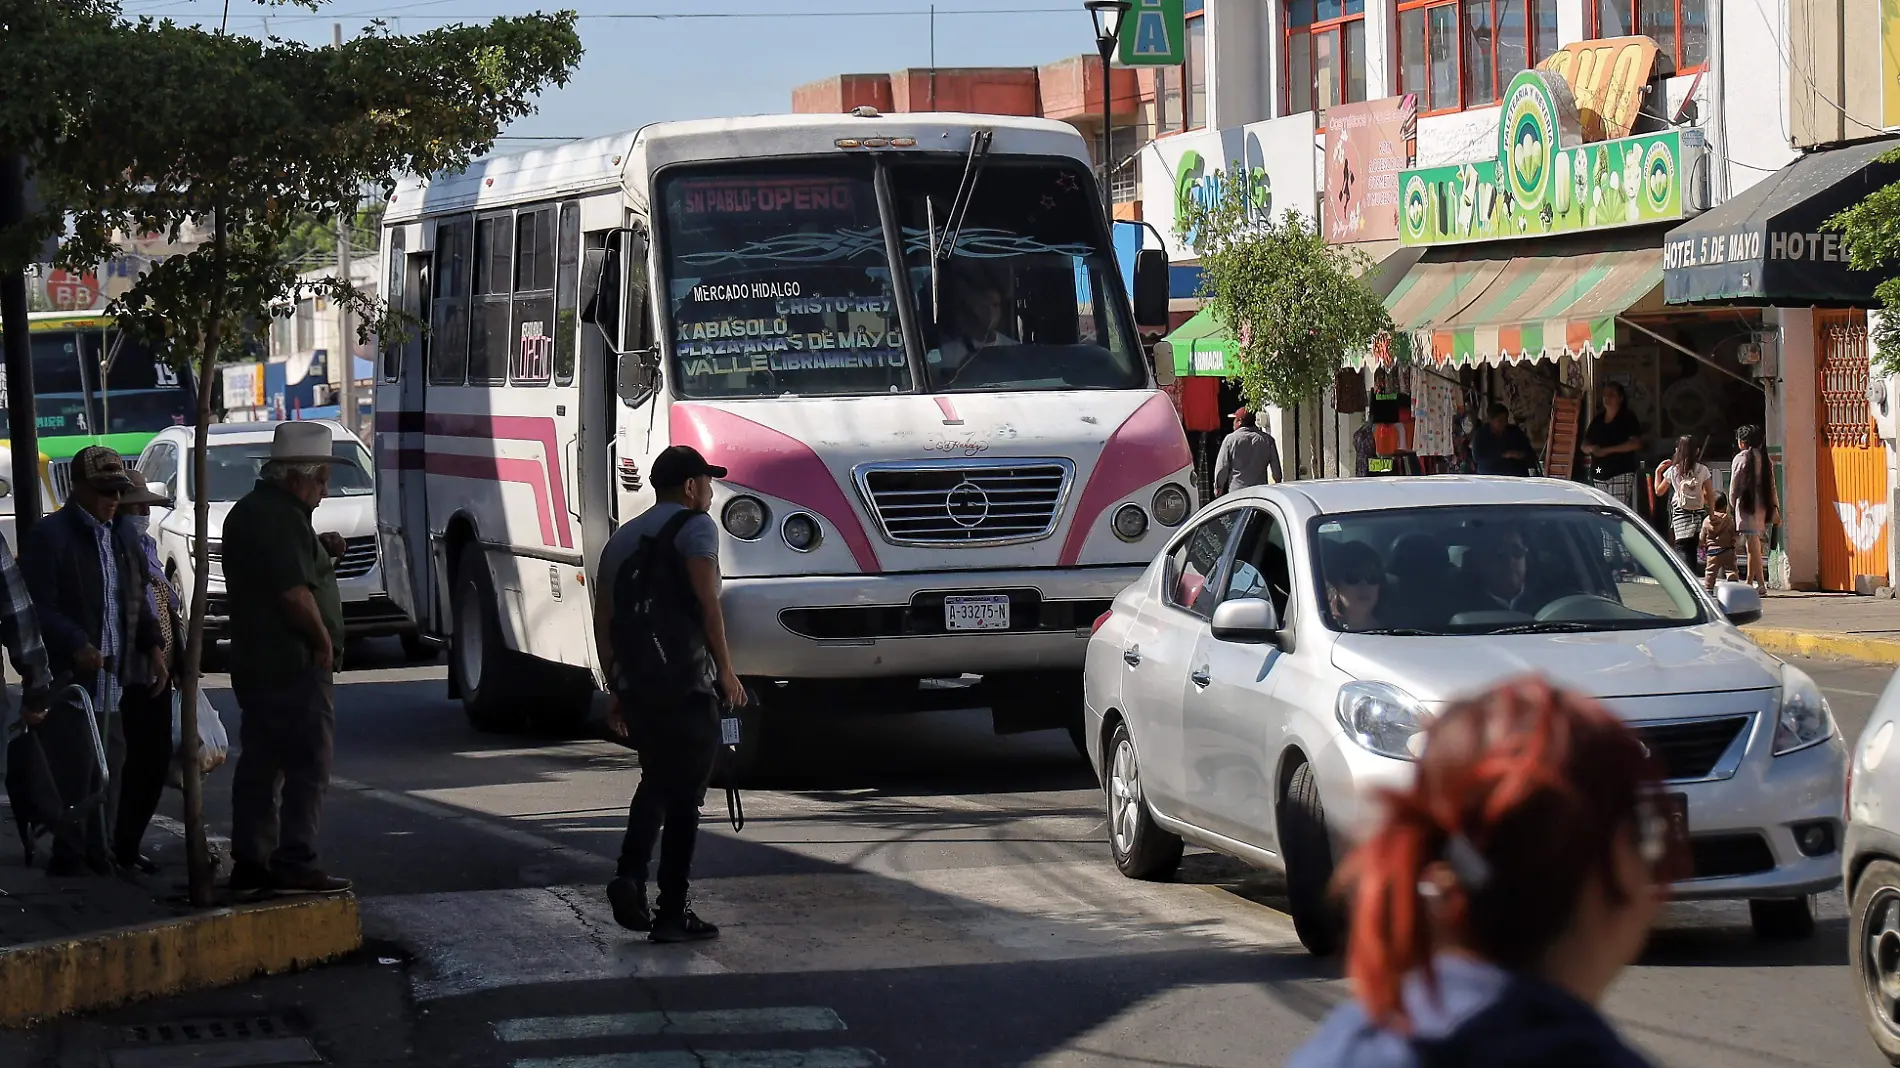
[169,687,230,781]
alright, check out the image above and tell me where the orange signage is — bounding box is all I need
[1537,36,1661,143]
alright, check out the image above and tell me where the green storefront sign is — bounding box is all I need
[1399,68,1698,247]
[1119,0,1186,66]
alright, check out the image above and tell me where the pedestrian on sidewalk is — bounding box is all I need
[0,526,59,856]
[1290,677,1678,1068]
[21,447,166,877]
[1701,494,1738,591]
[1470,403,1535,477]
[1653,435,1714,569]
[596,445,745,944]
[1732,425,1779,595]
[1213,408,1283,496]
[223,422,351,898]
[111,483,180,875]
[1582,382,1645,510]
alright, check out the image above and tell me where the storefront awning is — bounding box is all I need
[1663,136,1900,307]
[1159,306,1236,377]
[1371,245,1664,367]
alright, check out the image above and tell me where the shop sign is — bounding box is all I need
[1536,36,1661,143]
[1141,112,1319,261]
[1118,0,1186,66]
[44,269,99,311]
[1324,95,1418,244]
[221,362,265,410]
[1399,69,1693,247]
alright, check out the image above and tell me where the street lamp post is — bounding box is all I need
[1085,1,1132,219]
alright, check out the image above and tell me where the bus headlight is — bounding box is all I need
[783,512,822,552]
[1153,484,1191,527]
[1112,503,1149,541]
[722,496,768,541]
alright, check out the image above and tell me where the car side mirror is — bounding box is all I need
[146,479,169,501]
[1714,580,1762,627]
[1132,248,1169,328]
[1151,339,1177,387]
[1210,596,1282,645]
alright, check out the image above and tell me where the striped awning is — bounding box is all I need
[1373,246,1664,368]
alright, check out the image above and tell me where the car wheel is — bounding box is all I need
[1280,760,1344,957]
[1853,860,1900,1064]
[1750,896,1817,941]
[1105,720,1183,880]
[451,545,526,733]
[399,632,434,663]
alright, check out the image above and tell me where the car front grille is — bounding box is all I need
[335,535,377,579]
[1634,715,1752,781]
[46,459,72,503]
[856,460,1073,546]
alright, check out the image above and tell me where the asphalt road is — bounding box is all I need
[8,651,1896,1068]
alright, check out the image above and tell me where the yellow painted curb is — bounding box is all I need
[0,893,362,1027]
[1745,626,1900,666]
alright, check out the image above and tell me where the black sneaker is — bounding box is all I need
[607,877,651,932]
[269,869,353,896]
[649,908,719,944]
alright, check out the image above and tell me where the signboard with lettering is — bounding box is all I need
[1141,112,1319,261]
[1324,95,1418,244]
[1398,69,1696,247]
[1119,0,1186,66]
[1536,36,1662,143]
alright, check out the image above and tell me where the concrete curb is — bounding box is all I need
[1746,626,1900,666]
[0,893,362,1027]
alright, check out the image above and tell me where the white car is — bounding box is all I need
[1084,476,1845,954]
[135,421,421,654]
[1846,671,1900,1063]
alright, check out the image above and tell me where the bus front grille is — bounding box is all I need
[855,459,1073,546]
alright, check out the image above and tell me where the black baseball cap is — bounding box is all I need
[649,445,728,490]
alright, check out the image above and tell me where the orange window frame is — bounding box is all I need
[1592,0,1709,75]
[1285,2,1366,118]
[1398,0,1556,116]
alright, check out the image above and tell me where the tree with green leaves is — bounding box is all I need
[0,2,583,904]
[1828,154,1900,370]
[1177,186,1392,413]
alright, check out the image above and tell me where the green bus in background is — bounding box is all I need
[0,310,196,510]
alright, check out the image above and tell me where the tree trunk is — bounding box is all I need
[177,207,228,908]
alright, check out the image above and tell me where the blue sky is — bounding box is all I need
[119,1,1099,143]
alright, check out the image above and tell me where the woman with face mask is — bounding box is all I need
[111,484,180,875]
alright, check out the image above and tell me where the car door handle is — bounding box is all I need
[1123,646,1142,667]
[1190,666,1211,688]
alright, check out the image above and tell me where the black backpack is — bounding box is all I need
[609,510,710,708]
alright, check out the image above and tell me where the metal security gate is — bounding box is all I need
[1816,310,1890,592]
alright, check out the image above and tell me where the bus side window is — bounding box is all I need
[383,226,405,383]
[554,203,580,387]
[428,215,474,385]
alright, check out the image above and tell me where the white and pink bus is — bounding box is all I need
[376,110,1186,771]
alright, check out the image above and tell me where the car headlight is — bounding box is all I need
[722,496,768,540]
[782,512,821,552]
[1337,681,1430,761]
[1112,503,1149,541]
[1153,484,1191,527]
[1774,663,1836,756]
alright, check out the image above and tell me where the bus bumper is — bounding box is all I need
[721,566,1146,680]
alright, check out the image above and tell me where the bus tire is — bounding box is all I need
[451,545,527,734]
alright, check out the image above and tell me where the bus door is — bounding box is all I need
[378,222,438,631]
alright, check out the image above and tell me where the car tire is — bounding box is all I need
[451,545,526,733]
[1852,860,1900,1065]
[1750,895,1817,941]
[1280,760,1344,957]
[400,632,434,663]
[1105,720,1183,880]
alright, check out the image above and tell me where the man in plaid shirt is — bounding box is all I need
[0,534,55,731]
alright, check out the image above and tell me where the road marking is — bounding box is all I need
[497,1008,845,1043]
[513,1050,880,1068]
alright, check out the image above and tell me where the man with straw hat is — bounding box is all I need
[222,422,351,898]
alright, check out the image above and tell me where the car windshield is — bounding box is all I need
[192,439,374,502]
[1310,504,1707,635]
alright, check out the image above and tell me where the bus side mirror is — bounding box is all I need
[1132,248,1169,328]
[582,226,650,354]
[1151,340,1177,387]
[617,350,659,409]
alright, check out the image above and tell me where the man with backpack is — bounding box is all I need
[595,445,745,944]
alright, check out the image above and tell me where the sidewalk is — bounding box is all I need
[0,801,361,1026]
[1746,590,1900,665]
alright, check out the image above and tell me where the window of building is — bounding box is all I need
[1399,0,1557,114]
[294,298,314,352]
[1187,12,1207,130]
[1152,4,1208,136]
[1595,0,1707,72]
[1287,0,1367,119]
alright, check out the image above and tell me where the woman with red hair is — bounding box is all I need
[1290,677,1677,1067]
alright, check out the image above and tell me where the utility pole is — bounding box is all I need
[0,154,43,539]
[334,22,357,441]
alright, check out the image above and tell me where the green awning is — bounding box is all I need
[1162,307,1237,377]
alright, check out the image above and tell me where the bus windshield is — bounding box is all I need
[0,324,193,440]
[657,154,1139,399]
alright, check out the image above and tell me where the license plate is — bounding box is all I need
[945,595,1011,632]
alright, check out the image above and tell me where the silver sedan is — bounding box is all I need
[1083,476,1845,955]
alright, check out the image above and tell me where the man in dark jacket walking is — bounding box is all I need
[22,446,166,876]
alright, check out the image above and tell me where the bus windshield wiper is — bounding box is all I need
[935,127,993,265]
